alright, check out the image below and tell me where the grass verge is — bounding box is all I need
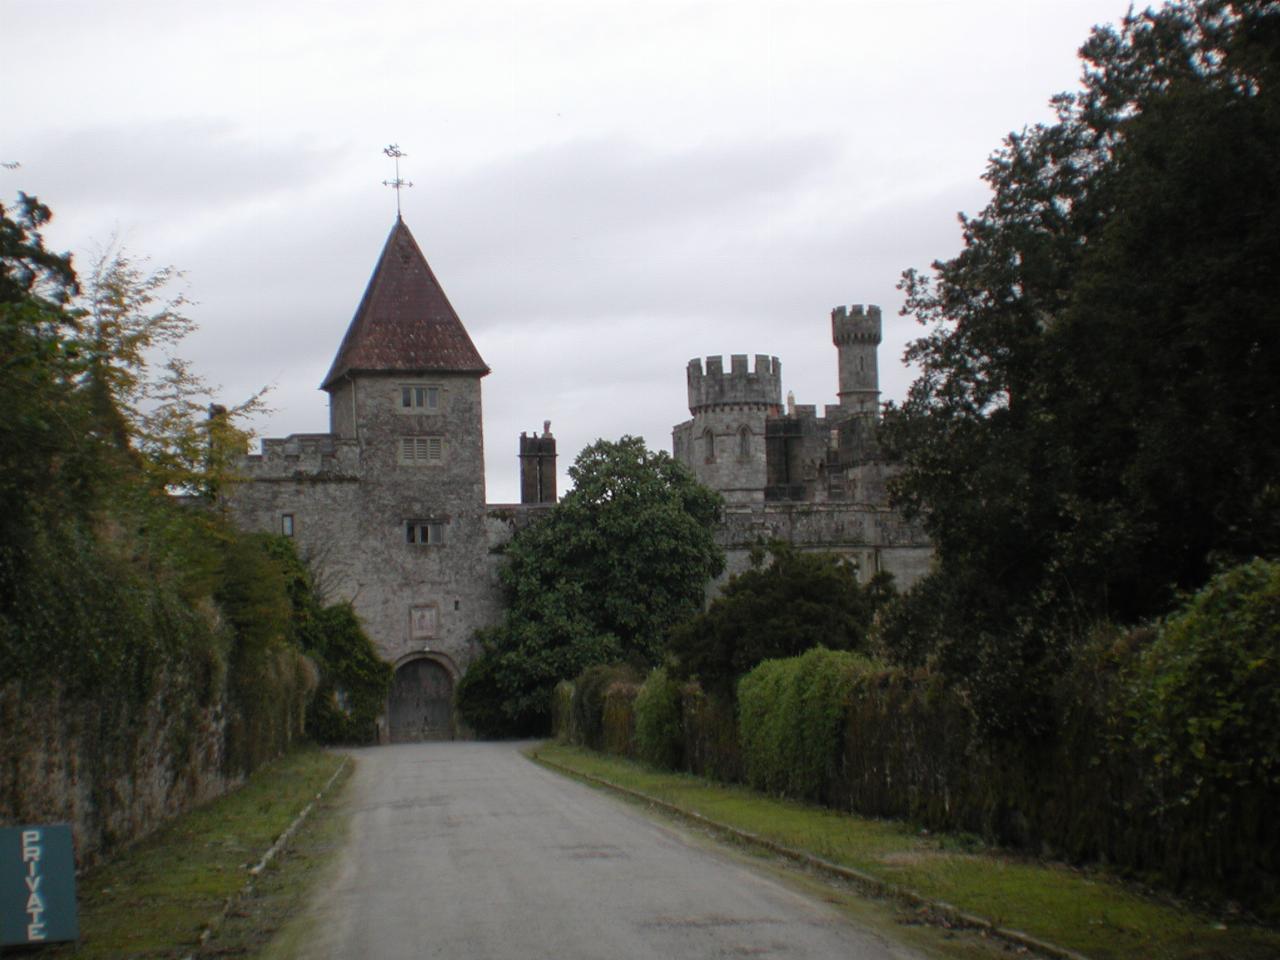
[201,753,353,958]
[533,742,1280,960]
[42,746,350,959]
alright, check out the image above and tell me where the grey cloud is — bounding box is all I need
[16,121,342,215]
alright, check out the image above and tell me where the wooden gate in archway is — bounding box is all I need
[388,658,455,742]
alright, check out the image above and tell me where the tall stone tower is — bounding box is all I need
[673,354,782,503]
[231,217,503,742]
[832,304,881,420]
[317,217,494,691]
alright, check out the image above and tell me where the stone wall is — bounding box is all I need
[0,639,314,865]
[714,500,932,588]
[0,677,230,867]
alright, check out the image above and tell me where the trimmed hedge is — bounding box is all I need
[551,680,576,743]
[563,666,740,779]
[634,667,683,769]
[680,682,740,782]
[571,663,641,750]
[739,647,873,803]
[1133,558,1280,808]
[1130,559,1280,905]
[602,682,638,757]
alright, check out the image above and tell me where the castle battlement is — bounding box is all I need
[258,433,338,457]
[240,432,359,479]
[686,353,782,414]
[831,304,882,347]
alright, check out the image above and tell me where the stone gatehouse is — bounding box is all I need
[226,218,555,742]
[227,217,930,741]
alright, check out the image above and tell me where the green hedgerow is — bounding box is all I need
[634,667,684,769]
[739,647,878,802]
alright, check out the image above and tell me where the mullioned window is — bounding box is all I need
[399,384,440,411]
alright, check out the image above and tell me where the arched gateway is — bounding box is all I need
[388,656,455,742]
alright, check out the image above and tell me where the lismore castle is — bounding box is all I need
[227,218,932,741]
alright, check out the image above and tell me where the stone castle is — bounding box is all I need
[673,305,931,587]
[227,218,930,741]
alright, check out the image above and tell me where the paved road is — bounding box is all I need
[288,741,924,959]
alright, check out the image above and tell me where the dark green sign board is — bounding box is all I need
[0,825,78,946]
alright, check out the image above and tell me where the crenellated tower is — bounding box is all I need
[673,354,781,503]
[832,304,881,420]
[669,303,931,591]
[685,353,782,415]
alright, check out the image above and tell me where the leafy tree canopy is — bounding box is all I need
[1,196,265,523]
[0,193,76,305]
[666,544,894,695]
[78,241,268,497]
[881,0,1280,732]
[0,195,95,522]
[458,436,723,734]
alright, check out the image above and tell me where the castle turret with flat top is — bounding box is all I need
[673,354,781,504]
[832,304,881,419]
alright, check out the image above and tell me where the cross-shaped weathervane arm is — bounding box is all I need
[382,144,413,218]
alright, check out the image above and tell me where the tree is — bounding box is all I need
[458,436,723,734]
[881,0,1280,733]
[666,544,894,695]
[79,242,267,497]
[0,196,320,807]
[0,194,93,522]
[0,193,76,305]
[1,201,266,520]
[0,195,277,674]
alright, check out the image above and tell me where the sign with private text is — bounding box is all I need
[0,825,78,946]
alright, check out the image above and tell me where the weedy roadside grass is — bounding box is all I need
[41,746,350,960]
[533,742,1280,960]
[201,756,353,959]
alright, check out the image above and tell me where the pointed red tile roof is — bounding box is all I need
[322,218,488,389]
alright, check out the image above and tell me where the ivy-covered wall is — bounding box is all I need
[1,661,314,866]
[0,514,318,867]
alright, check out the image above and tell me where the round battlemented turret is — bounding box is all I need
[675,354,781,505]
[832,305,881,418]
[686,354,782,415]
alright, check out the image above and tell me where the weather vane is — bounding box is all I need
[382,144,413,219]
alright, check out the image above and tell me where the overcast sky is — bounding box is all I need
[4,0,1127,502]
